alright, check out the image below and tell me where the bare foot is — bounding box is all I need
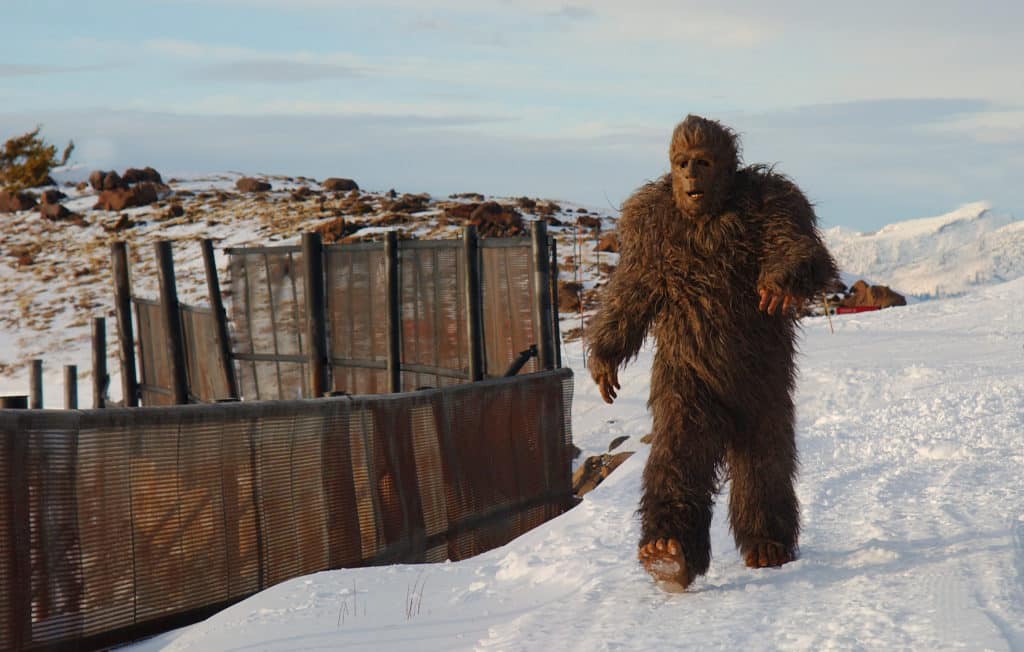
[743,541,793,568]
[638,538,691,591]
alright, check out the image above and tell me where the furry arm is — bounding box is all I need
[586,191,664,374]
[754,173,839,299]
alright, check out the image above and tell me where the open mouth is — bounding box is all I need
[687,191,704,200]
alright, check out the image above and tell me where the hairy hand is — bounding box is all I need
[758,288,804,316]
[588,357,621,404]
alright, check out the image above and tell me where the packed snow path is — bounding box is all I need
[134,279,1024,651]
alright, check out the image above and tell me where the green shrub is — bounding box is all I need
[0,126,74,191]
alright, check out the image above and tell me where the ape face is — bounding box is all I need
[670,146,732,217]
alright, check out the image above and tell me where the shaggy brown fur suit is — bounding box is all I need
[587,115,838,589]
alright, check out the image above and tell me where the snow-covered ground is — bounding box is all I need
[3,185,1022,650]
[127,274,1024,651]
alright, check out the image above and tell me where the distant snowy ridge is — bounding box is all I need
[823,201,1024,298]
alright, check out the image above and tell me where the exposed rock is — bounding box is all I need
[608,435,630,452]
[39,202,70,220]
[94,182,160,211]
[165,204,185,218]
[236,177,271,193]
[322,177,359,192]
[572,451,634,497]
[516,196,537,211]
[384,193,430,214]
[441,201,479,220]
[576,215,601,229]
[450,192,485,201]
[0,189,37,212]
[39,189,66,205]
[469,201,524,237]
[314,217,364,243]
[595,232,619,253]
[290,186,314,200]
[122,166,163,185]
[89,170,128,191]
[557,280,583,313]
[839,279,907,309]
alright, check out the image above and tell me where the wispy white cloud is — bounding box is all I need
[926,109,1024,144]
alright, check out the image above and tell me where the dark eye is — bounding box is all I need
[676,159,688,168]
[696,159,710,167]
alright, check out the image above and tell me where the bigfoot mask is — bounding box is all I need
[669,115,738,218]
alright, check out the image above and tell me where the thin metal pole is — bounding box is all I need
[92,317,108,408]
[201,239,240,400]
[531,221,555,370]
[29,359,43,409]
[64,365,78,409]
[463,226,484,382]
[302,232,328,397]
[111,241,139,407]
[155,240,189,404]
[384,230,402,393]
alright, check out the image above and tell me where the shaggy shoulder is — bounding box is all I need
[619,175,675,235]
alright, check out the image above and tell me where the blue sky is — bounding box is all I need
[2,1,1022,231]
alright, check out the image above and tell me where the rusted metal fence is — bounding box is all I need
[0,368,574,651]
[120,224,559,406]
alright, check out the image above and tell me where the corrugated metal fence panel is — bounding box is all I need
[229,248,309,401]
[480,241,539,378]
[324,245,389,395]
[0,369,573,651]
[398,242,469,391]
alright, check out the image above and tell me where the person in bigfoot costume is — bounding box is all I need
[587,115,838,590]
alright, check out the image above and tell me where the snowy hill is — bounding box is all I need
[130,278,1024,651]
[824,201,1024,298]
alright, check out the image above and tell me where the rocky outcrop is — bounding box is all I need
[236,177,271,193]
[94,182,161,211]
[839,279,907,309]
[469,201,524,237]
[322,177,359,192]
[122,166,163,185]
[89,170,128,191]
[595,232,619,253]
[0,189,37,212]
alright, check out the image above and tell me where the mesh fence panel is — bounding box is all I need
[397,242,468,391]
[0,369,572,651]
[480,241,538,378]
[229,248,309,400]
[323,245,389,395]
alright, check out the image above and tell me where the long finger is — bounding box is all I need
[610,368,620,390]
[782,295,793,314]
[767,293,781,315]
[758,288,769,311]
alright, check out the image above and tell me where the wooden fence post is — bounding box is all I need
[29,358,43,409]
[549,235,562,369]
[111,241,139,407]
[93,317,108,408]
[155,240,189,404]
[463,226,484,382]
[64,365,78,409]
[201,239,240,400]
[302,232,328,397]
[384,230,402,393]
[531,221,555,370]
